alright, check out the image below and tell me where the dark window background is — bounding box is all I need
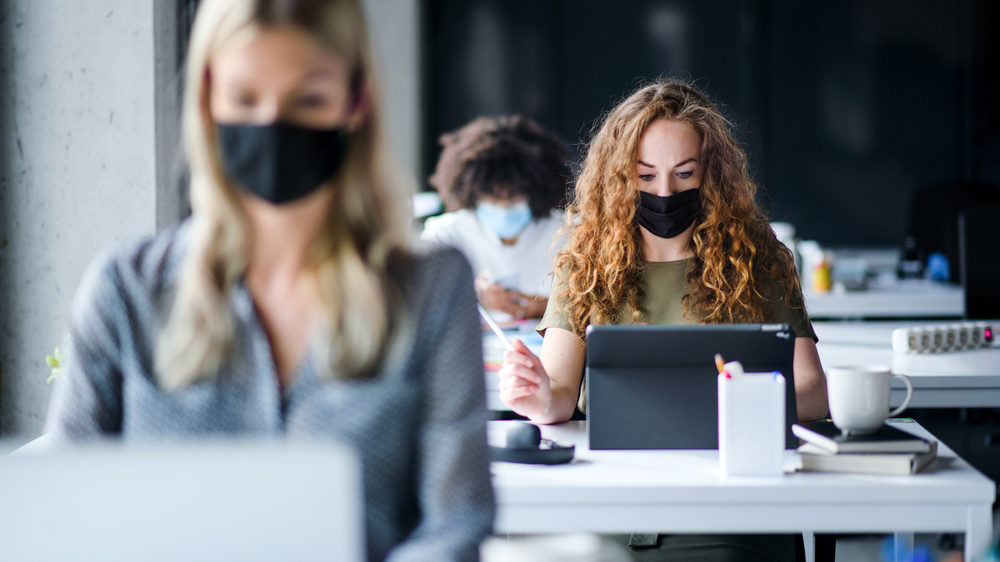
[423,0,1000,247]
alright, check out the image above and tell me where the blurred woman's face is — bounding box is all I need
[635,118,703,197]
[209,26,354,128]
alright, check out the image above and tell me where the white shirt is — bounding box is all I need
[421,208,566,297]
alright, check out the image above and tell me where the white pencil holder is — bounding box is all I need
[718,372,785,477]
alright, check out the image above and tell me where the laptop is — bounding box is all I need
[586,324,798,449]
[0,439,364,561]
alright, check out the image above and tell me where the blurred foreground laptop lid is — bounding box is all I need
[0,439,364,562]
[586,324,797,450]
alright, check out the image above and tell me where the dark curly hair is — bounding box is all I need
[429,115,573,218]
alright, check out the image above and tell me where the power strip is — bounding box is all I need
[892,322,995,354]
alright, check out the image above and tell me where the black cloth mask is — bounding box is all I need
[216,121,349,205]
[636,189,702,238]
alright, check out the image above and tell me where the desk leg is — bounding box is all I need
[893,532,914,562]
[967,504,994,562]
[802,532,815,562]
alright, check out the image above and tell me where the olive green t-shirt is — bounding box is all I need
[537,258,817,412]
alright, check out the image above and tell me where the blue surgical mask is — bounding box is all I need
[476,200,532,239]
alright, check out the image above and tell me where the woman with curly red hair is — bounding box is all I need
[500,78,827,424]
[499,76,828,562]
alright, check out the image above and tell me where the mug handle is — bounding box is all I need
[887,373,914,417]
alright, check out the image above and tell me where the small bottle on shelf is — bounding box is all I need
[813,251,832,293]
[897,236,925,280]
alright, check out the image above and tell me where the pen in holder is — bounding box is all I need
[718,368,785,477]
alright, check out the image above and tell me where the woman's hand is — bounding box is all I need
[477,282,537,319]
[478,282,520,313]
[498,339,552,419]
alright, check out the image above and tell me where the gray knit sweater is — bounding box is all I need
[44,221,495,561]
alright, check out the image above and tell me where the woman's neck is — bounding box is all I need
[242,188,332,287]
[641,224,695,262]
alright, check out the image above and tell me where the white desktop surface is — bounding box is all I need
[814,321,1000,408]
[490,419,995,562]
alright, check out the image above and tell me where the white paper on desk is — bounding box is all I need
[718,373,785,477]
[482,331,543,364]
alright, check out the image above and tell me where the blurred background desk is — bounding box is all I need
[813,321,999,408]
[804,282,964,320]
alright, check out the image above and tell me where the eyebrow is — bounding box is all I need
[636,158,698,169]
[302,68,336,80]
[222,68,335,90]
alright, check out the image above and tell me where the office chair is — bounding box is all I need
[905,181,1000,283]
[959,207,1000,319]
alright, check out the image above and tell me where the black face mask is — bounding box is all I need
[636,189,702,238]
[216,121,349,205]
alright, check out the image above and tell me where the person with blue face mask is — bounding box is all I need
[422,115,574,320]
[474,196,533,241]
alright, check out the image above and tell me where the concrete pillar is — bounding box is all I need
[0,1,158,436]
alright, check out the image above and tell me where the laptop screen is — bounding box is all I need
[0,439,365,561]
[586,324,797,450]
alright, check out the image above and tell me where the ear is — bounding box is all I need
[200,67,213,107]
[346,80,371,133]
[200,67,216,127]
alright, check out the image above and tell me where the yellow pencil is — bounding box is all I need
[714,353,726,375]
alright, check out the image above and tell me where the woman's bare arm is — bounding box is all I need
[498,327,585,424]
[793,337,829,421]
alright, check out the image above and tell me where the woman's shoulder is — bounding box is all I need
[109,220,189,282]
[401,242,474,283]
[542,208,567,221]
[754,267,816,341]
[420,209,478,240]
[74,220,191,312]
[390,244,475,323]
[532,208,565,228]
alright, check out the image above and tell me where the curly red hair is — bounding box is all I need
[556,79,802,335]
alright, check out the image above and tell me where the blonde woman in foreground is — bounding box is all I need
[499,79,828,561]
[45,1,493,559]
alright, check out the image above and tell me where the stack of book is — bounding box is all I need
[792,420,938,475]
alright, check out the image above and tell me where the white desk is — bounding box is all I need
[803,282,963,320]
[490,419,995,562]
[815,321,1000,408]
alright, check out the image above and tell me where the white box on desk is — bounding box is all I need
[718,373,785,476]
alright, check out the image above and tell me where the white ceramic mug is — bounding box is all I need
[826,365,914,435]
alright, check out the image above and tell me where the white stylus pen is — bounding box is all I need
[477,304,514,350]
